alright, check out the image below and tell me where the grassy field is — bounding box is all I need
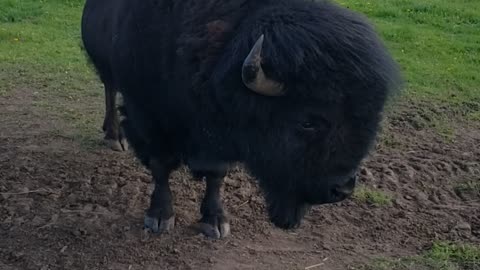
[0,0,92,92]
[1,0,479,269]
[0,0,103,147]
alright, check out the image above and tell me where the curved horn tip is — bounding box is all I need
[256,34,265,44]
[252,34,265,54]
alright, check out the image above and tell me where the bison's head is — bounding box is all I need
[240,36,361,230]
[211,3,401,230]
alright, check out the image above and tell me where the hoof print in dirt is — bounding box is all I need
[143,215,175,234]
[196,216,231,239]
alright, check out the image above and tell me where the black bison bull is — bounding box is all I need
[81,0,401,238]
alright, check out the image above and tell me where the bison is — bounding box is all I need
[81,0,401,238]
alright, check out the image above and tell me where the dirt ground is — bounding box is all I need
[1,87,479,270]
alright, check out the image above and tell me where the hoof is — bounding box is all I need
[120,138,129,151]
[105,138,129,152]
[195,214,230,239]
[196,222,230,239]
[143,215,175,234]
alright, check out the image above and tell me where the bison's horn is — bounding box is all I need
[242,34,285,96]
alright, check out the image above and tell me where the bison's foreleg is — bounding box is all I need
[143,158,178,234]
[195,170,230,239]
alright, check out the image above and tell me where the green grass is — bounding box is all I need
[0,0,89,70]
[338,0,480,111]
[353,186,392,206]
[360,241,480,270]
[454,180,480,198]
[0,0,43,23]
[0,0,98,99]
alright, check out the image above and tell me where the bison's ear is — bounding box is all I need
[242,34,285,96]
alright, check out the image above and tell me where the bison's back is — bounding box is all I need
[81,0,126,82]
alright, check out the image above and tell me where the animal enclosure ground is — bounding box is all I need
[1,0,479,269]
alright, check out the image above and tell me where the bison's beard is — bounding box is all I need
[265,194,311,229]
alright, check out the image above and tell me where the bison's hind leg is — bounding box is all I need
[192,170,230,239]
[102,81,128,151]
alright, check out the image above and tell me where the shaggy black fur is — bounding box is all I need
[81,0,402,236]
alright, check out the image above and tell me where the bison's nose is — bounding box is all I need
[330,174,357,202]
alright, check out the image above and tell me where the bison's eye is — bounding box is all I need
[298,115,331,134]
[300,122,316,131]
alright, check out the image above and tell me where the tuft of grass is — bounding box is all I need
[454,181,480,194]
[469,111,480,122]
[359,241,480,270]
[353,186,392,206]
[0,0,43,23]
[428,241,480,267]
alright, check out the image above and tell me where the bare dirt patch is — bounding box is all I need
[1,88,479,270]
